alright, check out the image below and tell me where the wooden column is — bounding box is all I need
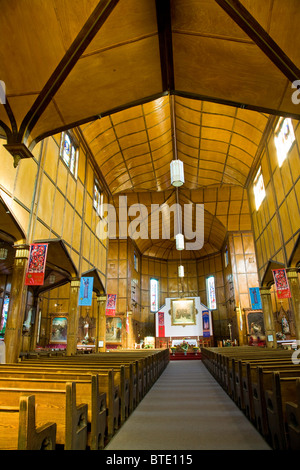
[126,311,133,349]
[96,295,106,352]
[5,244,29,363]
[287,269,300,342]
[66,278,80,356]
[29,296,42,351]
[260,286,277,348]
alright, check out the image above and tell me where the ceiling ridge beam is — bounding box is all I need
[155,0,175,92]
[215,0,300,84]
[18,0,120,145]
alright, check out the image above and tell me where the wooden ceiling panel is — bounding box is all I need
[53,36,163,124]
[173,34,288,109]
[2,0,298,260]
[84,0,158,54]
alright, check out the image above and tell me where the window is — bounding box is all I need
[274,117,295,167]
[206,276,216,310]
[150,278,159,312]
[134,251,138,272]
[224,246,229,268]
[60,131,78,178]
[0,295,9,337]
[253,166,265,210]
[93,179,104,218]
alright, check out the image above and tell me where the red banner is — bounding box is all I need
[158,311,165,337]
[25,243,48,286]
[272,269,291,299]
[105,294,117,316]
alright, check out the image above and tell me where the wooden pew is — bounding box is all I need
[0,394,56,450]
[234,358,297,411]
[265,372,300,450]
[0,374,106,450]
[285,378,300,450]
[0,365,119,442]
[0,382,88,450]
[12,361,130,428]
[17,358,139,417]
[240,362,300,424]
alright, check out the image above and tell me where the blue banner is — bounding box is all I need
[249,287,262,310]
[202,310,210,337]
[79,277,94,306]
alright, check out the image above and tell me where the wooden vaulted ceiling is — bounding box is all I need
[1,0,300,260]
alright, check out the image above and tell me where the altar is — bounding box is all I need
[155,297,213,348]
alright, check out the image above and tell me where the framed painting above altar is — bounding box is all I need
[170,298,196,326]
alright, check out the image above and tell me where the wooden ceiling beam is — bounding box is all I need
[155,0,175,92]
[215,0,300,84]
[18,0,120,145]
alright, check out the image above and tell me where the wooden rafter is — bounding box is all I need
[215,0,300,84]
[18,0,120,145]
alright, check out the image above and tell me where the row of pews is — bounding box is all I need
[0,349,169,450]
[201,346,300,450]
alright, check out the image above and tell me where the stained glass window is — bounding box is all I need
[150,278,159,312]
[274,117,295,167]
[253,166,265,210]
[0,295,9,337]
[60,131,78,178]
[206,276,216,310]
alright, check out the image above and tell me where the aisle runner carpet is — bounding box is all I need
[105,360,271,450]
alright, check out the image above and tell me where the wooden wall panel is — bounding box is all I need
[248,118,300,282]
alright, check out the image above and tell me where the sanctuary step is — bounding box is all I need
[169,352,202,361]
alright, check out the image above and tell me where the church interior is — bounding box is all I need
[0,0,299,451]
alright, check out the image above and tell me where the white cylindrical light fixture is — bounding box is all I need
[170,159,184,187]
[178,265,184,278]
[175,233,185,250]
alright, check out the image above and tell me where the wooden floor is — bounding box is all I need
[105,360,271,451]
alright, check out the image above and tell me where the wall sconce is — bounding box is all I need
[170,159,184,187]
[175,233,185,250]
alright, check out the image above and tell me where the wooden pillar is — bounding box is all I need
[126,311,133,349]
[29,296,42,351]
[5,244,29,363]
[96,295,106,352]
[287,269,300,342]
[260,286,277,348]
[66,278,80,356]
[236,306,247,345]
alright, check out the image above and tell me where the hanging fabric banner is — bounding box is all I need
[202,310,210,337]
[249,287,262,310]
[105,294,117,316]
[272,269,291,299]
[25,243,48,286]
[158,311,165,337]
[78,277,94,306]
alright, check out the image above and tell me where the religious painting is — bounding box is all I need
[245,310,265,337]
[170,298,196,326]
[50,316,68,343]
[106,316,122,343]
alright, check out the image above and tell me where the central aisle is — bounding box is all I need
[105,360,271,450]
